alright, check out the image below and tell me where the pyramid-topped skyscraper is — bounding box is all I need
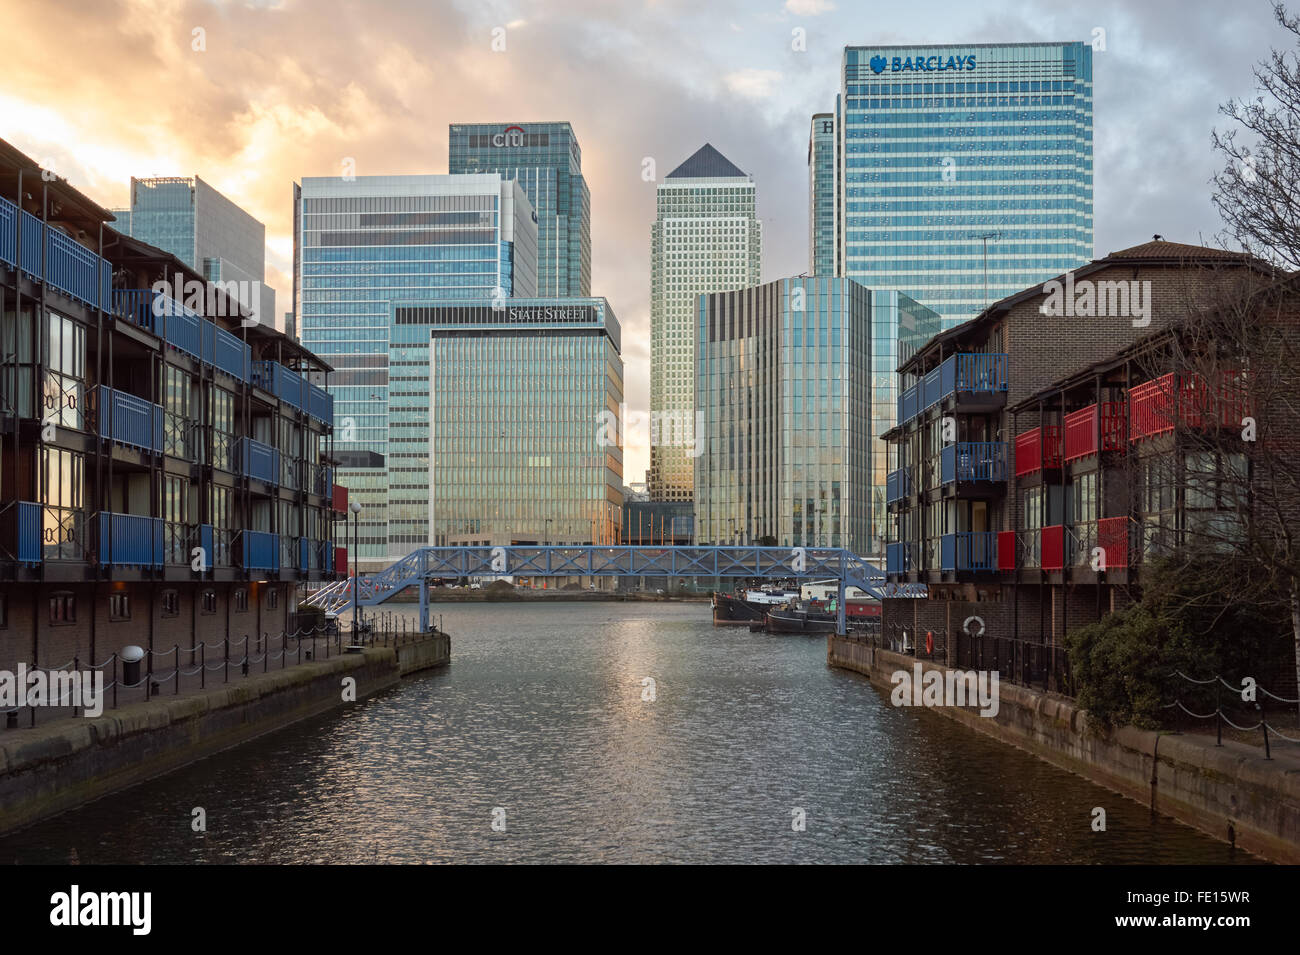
[649,144,761,503]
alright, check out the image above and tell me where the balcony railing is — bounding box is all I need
[1063,402,1127,462]
[98,512,164,568]
[112,288,250,383]
[1129,371,1252,442]
[1018,528,1042,570]
[885,466,911,505]
[252,360,306,411]
[0,197,111,310]
[940,442,1007,484]
[96,385,163,453]
[332,484,349,514]
[1041,524,1065,570]
[335,546,348,577]
[238,530,280,572]
[997,530,1016,570]
[7,501,43,564]
[281,535,300,571]
[1097,516,1131,570]
[940,531,998,572]
[897,353,1009,428]
[237,437,280,484]
[1013,425,1062,476]
[306,382,333,426]
[886,541,915,576]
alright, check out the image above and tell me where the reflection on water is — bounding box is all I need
[0,602,1261,864]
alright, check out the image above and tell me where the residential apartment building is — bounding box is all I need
[0,139,344,679]
[881,240,1277,687]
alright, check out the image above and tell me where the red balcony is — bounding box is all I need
[1014,425,1063,476]
[332,484,348,514]
[997,530,1016,570]
[334,546,348,577]
[1041,524,1065,570]
[1130,371,1251,442]
[1097,517,1129,570]
[1063,402,1127,462]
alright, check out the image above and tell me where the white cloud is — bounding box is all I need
[784,0,836,15]
[723,68,783,100]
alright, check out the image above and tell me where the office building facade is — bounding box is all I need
[649,144,762,503]
[695,276,939,555]
[294,174,537,569]
[448,122,591,297]
[836,42,1094,326]
[808,113,836,276]
[419,299,623,549]
[125,175,277,327]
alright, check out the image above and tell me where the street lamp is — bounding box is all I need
[545,518,552,546]
[350,501,362,640]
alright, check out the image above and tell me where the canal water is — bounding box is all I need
[0,601,1261,864]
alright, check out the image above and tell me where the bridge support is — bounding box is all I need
[418,578,429,633]
[836,580,847,636]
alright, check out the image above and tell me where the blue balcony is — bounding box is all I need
[98,512,164,568]
[897,353,1010,428]
[239,530,280,572]
[17,501,41,564]
[0,196,14,268]
[252,361,306,410]
[237,437,280,484]
[886,466,912,505]
[886,541,914,576]
[19,209,43,279]
[940,531,999,572]
[306,382,333,426]
[113,288,250,382]
[97,386,163,453]
[940,442,1008,485]
[45,228,106,309]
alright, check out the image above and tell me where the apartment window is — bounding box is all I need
[267,588,279,610]
[49,592,76,625]
[233,589,249,613]
[200,590,217,615]
[161,590,180,618]
[44,310,86,430]
[109,592,131,621]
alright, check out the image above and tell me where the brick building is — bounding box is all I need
[0,138,347,678]
[880,240,1283,688]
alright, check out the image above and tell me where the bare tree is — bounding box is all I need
[1213,3,1300,269]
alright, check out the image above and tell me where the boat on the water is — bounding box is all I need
[753,598,882,635]
[711,587,801,625]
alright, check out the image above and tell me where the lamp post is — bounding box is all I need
[350,501,362,641]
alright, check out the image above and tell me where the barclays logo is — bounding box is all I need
[869,52,977,74]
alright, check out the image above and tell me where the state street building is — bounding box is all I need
[418,298,624,550]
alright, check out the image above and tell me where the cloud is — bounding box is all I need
[724,68,785,99]
[784,0,836,14]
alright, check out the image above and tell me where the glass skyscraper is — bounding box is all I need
[808,113,836,276]
[649,143,762,503]
[695,277,939,555]
[448,122,590,297]
[419,299,623,549]
[836,42,1094,325]
[126,175,276,325]
[294,174,537,568]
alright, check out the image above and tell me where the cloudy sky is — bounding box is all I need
[0,0,1289,481]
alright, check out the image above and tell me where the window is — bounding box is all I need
[200,590,217,615]
[109,592,131,621]
[49,592,76,625]
[161,590,180,617]
[267,588,279,610]
[234,588,249,613]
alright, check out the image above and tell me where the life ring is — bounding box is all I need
[925,631,934,655]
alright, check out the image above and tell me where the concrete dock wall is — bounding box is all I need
[0,633,450,836]
[829,635,1300,864]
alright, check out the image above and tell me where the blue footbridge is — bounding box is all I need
[306,545,925,635]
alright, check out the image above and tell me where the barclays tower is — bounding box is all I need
[833,42,1094,326]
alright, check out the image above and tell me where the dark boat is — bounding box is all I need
[763,602,839,635]
[711,587,801,626]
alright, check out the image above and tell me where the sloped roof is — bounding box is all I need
[666,143,748,179]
